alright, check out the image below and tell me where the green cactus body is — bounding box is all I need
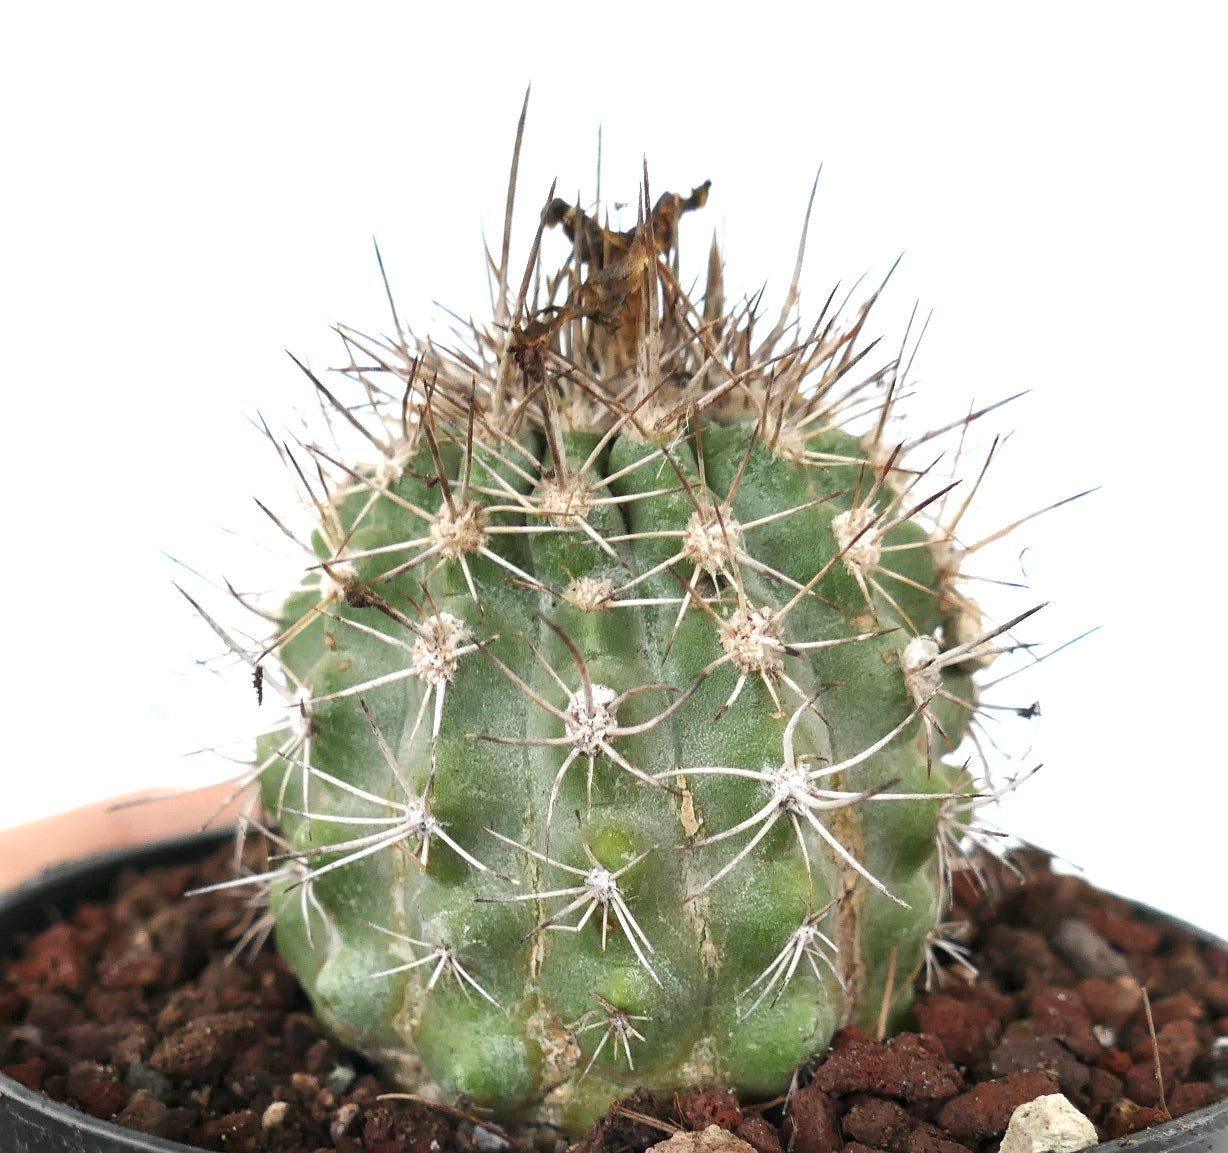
[243,162,1014,1132]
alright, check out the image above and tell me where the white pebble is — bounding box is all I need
[1000,1093,1097,1153]
[647,1124,755,1153]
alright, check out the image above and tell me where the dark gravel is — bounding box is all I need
[2,843,1226,1152]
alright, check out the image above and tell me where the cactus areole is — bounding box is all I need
[233,125,1040,1132]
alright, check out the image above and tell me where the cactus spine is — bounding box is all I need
[216,120,1038,1132]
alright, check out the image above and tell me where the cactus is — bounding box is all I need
[204,117,1044,1133]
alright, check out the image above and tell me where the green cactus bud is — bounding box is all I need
[211,119,1043,1133]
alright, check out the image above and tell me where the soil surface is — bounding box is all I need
[2,843,1226,1153]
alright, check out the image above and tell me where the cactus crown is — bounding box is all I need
[196,110,1046,1133]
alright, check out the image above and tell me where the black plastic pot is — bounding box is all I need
[0,833,230,1153]
[2,833,1226,1152]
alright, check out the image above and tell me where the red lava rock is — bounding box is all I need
[112,1024,155,1068]
[1105,1097,1170,1139]
[1086,1065,1124,1108]
[903,1132,971,1153]
[735,1114,783,1153]
[281,1010,322,1056]
[1160,1018,1203,1076]
[23,989,86,1031]
[9,923,92,994]
[1161,942,1208,995]
[305,1035,342,1075]
[1092,912,1162,956]
[65,1059,132,1119]
[1,1055,45,1089]
[311,1085,339,1121]
[1130,1018,1201,1083]
[677,1087,743,1131]
[936,1069,1058,1140]
[1150,990,1204,1026]
[1170,1081,1228,1117]
[988,1022,1090,1098]
[197,1107,262,1151]
[0,989,25,1025]
[781,1082,842,1153]
[291,1069,321,1096]
[812,1032,963,1100]
[1096,1046,1133,1077]
[154,984,218,1036]
[1026,985,1102,1061]
[980,926,1068,988]
[61,1020,150,1064]
[228,1039,277,1085]
[972,984,1018,1029]
[255,963,300,1011]
[913,992,1002,1068]
[84,985,143,1024]
[1077,975,1142,1031]
[98,949,168,990]
[842,1096,914,1148]
[114,1088,172,1136]
[1195,976,1228,1015]
[149,1009,267,1079]
[1126,1060,1172,1106]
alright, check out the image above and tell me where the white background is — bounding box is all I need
[2,5,1224,937]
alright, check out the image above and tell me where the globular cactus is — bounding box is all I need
[209,121,1042,1132]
